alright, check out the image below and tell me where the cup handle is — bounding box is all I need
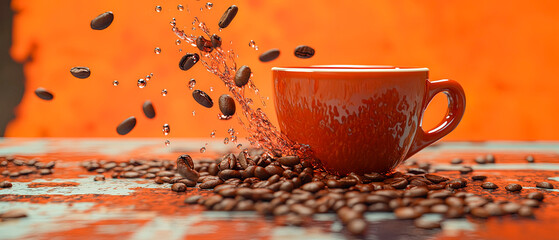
[404,79,466,159]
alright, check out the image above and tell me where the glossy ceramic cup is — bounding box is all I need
[272,65,466,175]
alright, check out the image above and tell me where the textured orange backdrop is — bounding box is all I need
[6,0,559,141]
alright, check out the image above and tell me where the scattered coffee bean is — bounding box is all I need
[211,34,222,48]
[199,179,223,189]
[39,169,52,175]
[536,181,554,189]
[404,187,428,198]
[424,174,448,183]
[394,207,421,219]
[34,88,54,101]
[184,195,202,204]
[0,181,12,188]
[485,154,495,163]
[448,178,468,189]
[94,175,105,181]
[259,49,280,62]
[116,116,136,135]
[414,219,441,229]
[142,100,156,119]
[301,182,325,193]
[176,154,200,182]
[471,175,487,181]
[294,45,315,59]
[390,178,408,189]
[90,11,114,30]
[502,202,521,214]
[525,155,535,163]
[218,94,236,116]
[518,206,534,217]
[70,67,91,79]
[278,156,300,167]
[450,158,463,164]
[192,90,214,108]
[474,156,486,164]
[522,199,540,208]
[196,36,213,52]
[481,182,498,189]
[527,192,544,201]
[458,166,473,174]
[363,172,386,182]
[171,183,187,192]
[218,5,238,28]
[234,65,251,87]
[407,168,427,175]
[179,53,200,71]
[505,183,522,192]
[0,209,27,219]
[347,218,366,235]
[471,207,490,218]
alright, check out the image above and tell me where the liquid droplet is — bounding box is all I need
[177,4,184,11]
[224,137,229,144]
[150,73,154,77]
[209,87,214,92]
[137,79,147,88]
[155,6,162,12]
[231,135,237,142]
[228,128,235,135]
[200,7,203,12]
[210,130,216,138]
[236,144,242,149]
[145,75,151,81]
[200,147,206,153]
[192,110,196,116]
[154,47,161,54]
[113,80,119,86]
[175,39,181,45]
[162,124,170,135]
[161,89,168,96]
[248,40,258,50]
[188,79,196,90]
[218,114,232,120]
[205,2,213,9]
[165,140,170,146]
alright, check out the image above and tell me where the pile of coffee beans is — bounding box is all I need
[0,156,55,178]
[80,158,180,180]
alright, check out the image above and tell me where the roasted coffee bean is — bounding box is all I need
[121,171,140,178]
[219,154,237,170]
[116,116,136,135]
[34,88,54,100]
[211,34,222,48]
[347,218,367,235]
[177,154,200,182]
[0,160,7,166]
[39,169,52,175]
[518,206,534,217]
[265,165,284,176]
[0,209,27,219]
[390,178,408,189]
[301,182,325,193]
[484,203,504,216]
[259,49,280,62]
[445,207,465,218]
[218,94,236,116]
[218,5,238,28]
[404,187,428,198]
[279,181,294,192]
[196,35,213,52]
[234,65,251,87]
[407,168,427,175]
[70,67,91,79]
[527,192,544,201]
[278,156,300,167]
[502,202,521,214]
[208,163,219,176]
[471,175,487,181]
[294,45,315,59]
[184,195,202,204]
[458,166,473,174]
[1,170,9,176]
[254,166,271,180]
[394,207,421,219]
[9,172,20,178]
[485,154,495,163]
[522,199,540,208]
[142,100,156,119]
[171,183,187,192]
[448,178,467,189]
[19,169,34,175]
[199,179,223,189]
[192,90,213,108]
[481,182,498,189]
[144,173,156,179]
[93,175,105,181]
[179,53,200,71]
[536,181,554,189]
[90,11,114,30]
[471,207,490,218]
[427,183,446,190]
[156,171,174,177]
[0,181,12,188]
[337,207,361,224]
[218,169,242,180]
[423,174,447,183]
[450,158,463,164]
[505,183,522,192]
[525,155,535,163]
[414,219,441,229]
[428,190,452,199]
[474,156,486,164]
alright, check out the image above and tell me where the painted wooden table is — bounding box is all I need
[0,138,558,240]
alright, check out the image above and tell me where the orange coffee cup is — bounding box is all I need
[272,65,466,175]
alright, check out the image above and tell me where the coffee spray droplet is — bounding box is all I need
[161,89,168,96]
[224,137,229,144]
[188,79,196,90]
[210,130,216,138]
[155,6,162,12]
[113,80,119,86]
[137,79,147,88]
[162,124,170,135]
[165,139,170,146]
[177,4,184,11]
[205,2,213,9]
[154,47,161,54]
[200,147,206,153]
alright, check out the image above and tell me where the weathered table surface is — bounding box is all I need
[0,138,558,240]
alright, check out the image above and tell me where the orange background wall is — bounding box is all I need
[5,0,559,140]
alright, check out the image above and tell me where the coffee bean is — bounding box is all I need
[196,35,213,52]
[485,154,495,163]
[448,178,468,189]
[264,165,284,176]
[407,168,427,175]
[474,156,486,164]
[121,171,139,178]
[94,175,105,181]
[234,65,251,87]
[445,197,464,207]
[9,172,19,178]
[518,206,534,217]
[179,53,200,71]
[0,181,12,188]
[254,166,271,180]
[90,11,114,30]
[171,183,187,192]
[501,202,521,214]
[450,158,463,164]
[414,219,441,229]
[0,160,7,166]
[176,154,200,182]
[218,169,242,180]
[1,170,9,176]
[219,154,237,170]
[276,156,299,167]
[445,207,465,218]
[471,175,487,181]
[347,218,367,235]
[116,116,136,135]
[70,67,91,79]
[279,181,294,192]
[404,187,428,198]
[423,174,447,184]
[505,183,522,192]
[184,195,202,204]
[522,199,540,208]
[294,45,315,59]
[481,182,498,189]
[394,207,421,219]
[525,155,535,163]
[301,182,325,193]
[218,94,236,116]
[199,179,223,189]
[390,178,408,189]
[39,169,52,175]
[428,190,452,199]
[211,34,222,48]
[145,173,156,179]
[142,100,156,119]
[0,209,27,219]
[527,192,544,201]
[471,207,490,218]
[259,49,280,62]
[536,181,554,189]
[218,5,238,28]
[192,90,213,108]
[34,88,54,100]
[44,161,55,169]
[458,166,473,174]
[19,169,34,175]
[483,203,504,216]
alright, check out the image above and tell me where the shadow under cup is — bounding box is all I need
[272,65,466,175]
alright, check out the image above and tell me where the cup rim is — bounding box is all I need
[272,65,429,72]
